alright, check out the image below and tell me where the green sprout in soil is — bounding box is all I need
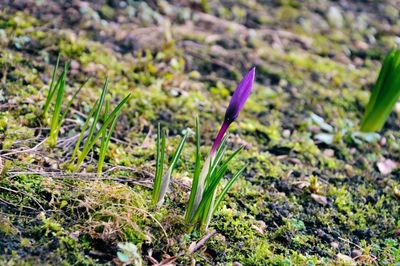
[360,49,400,132]
[152,123,188,208]
[69,78,130,174]
[185,118,246,230]
[153,68,255,230]
[43,56,84,148]
[186,67,255,230]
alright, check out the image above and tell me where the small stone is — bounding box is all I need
[327,6,344,28]
[334,53,351,65]
[252,220,266,235]
[351,249,362,258]
[65,8,81,24]
[354,40,369,51]
[353,57,364,66]
[311,193,328,206]
[377,158,398,175]
[282,129,291,138]
[233,262,243,266]
[330,241,339,249]
[308,125,320,133]
[323,149,334,157]
[379,137,387,146]
[70,60,80,70]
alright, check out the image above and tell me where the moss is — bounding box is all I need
[0,215,18,236]
[1,2,400,265]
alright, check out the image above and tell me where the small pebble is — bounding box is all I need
[354,40,369,50]
[70,60,80,70]
[282,129,291,138]
[323,149,334,157]
[311,193,328,206]
[379,137,387,146]
[351,249,362,258]
[330,241,339,249]
[308,125,320,133]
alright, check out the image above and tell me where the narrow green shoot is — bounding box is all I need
[97,110,123,175]
[70,100,99,163]
[47,62,78,148]
[47,64,67,147]
[152,124,166,206]
[57,79,88,131]
[152,124,188,207]
[97,101,109,176]
[44,58,85,148]
[157,68,255,230]
[360,49,400,132]
[156,131,188,207]
[184,120,244,230]
[185,117,201,223]
[70,79,130,172]
[43,54,60,115]
[212,164,246,214]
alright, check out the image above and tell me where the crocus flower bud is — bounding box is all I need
[224,67,256,124]
[210,67,255,154]
[192,67,255,217]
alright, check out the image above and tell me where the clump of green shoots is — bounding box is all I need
[360,49,400,132]
[153,68,255,230]
[184,117,246,230]
[43,56,85,148]
[152,123,187,208]
[69,78,130,175]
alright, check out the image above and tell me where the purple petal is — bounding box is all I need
[210,121,230,154]
[210,67,255,154]
[224,67,255,124]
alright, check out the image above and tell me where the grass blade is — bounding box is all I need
[43,54,60,114]
[85,78,109,147]
[156,131,188,207]
[75,93,130,170]
[152,124,166,205]
[190,164,228,225]
[56,78,88,134]
[360,49,400,132]
[70,100,99,164]
[213,164,246,214]
[185,116,202,222]
[97,101,111,176]
[48,64,68,147]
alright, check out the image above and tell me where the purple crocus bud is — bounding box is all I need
[210,67,255,154]
[192,67,256,217]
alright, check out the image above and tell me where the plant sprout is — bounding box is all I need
[152,123,188,207]
[360,49,400,132]
[69,78,130,174]
[44,57,85,148]
[185,117,246,229]
[185,67,255,229]
[152,68,255,229]
[43,54,60,116]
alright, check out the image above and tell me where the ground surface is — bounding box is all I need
[0,0,400,265]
